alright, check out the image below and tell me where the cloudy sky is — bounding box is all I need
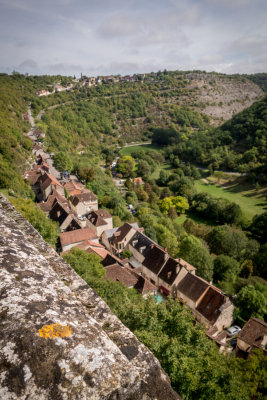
[0,0,266,76]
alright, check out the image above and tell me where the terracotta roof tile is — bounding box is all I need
[134,275,157,295]
[196,287,225,323]
[104,264,138,287]
[24,171,41,185]
[177,273,209,303]
[94,209,111,219]
[110,223,134,245]
[39,172,62,191]
[238,318,267,348]
[60,228,97,247]
[64,180,84,195]
[38,189,67,212]
[158,257,179,285]
[143,245,167,275]
[70,191,97,205]
[87,211,107,227]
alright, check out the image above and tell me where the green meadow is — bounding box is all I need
[195,179,267,220]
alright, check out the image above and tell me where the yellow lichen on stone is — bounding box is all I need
[39,323,72,339]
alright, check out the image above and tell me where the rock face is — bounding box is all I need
[0,193,181,400]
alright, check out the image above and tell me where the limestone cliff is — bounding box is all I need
[0,193,180,400]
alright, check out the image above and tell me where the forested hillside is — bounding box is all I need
[152,95,267,177]
[0,71,266,400]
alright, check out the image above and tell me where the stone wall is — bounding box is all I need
[0,193,180,400]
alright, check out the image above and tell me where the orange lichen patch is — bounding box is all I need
[39,323,72,339]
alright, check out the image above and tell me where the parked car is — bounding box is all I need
[227,325,241,337]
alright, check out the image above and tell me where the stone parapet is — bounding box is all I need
[0,193,180,400]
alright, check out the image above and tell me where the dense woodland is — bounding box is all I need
[0,71,266,399]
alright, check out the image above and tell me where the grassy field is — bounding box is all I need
[195,179,267,220]
[119,143,162,156]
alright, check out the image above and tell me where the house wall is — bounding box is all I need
[90,201,98,211]
[62,240,84,252]
[54,185,64,197]
[157,266,188,295]
[101,232,112,252]
[128,244,145,264]
[192,309,211,329]
[214,302,234,331]
[96,225,108,237]
[104,217,113,230]
[141,266,160,287]
[176,291,197,310]
[237,338,251,352]
[42,186,52,201]
[113,228,137,254]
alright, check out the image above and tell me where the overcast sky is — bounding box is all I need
[0,0,266,76]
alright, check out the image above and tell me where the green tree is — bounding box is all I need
[63,248,106,283]
[159,196,189,215]
[240,260,254,279]
[253,244,267,280]
[116,155,136,178]
[137,160,151,178]
[179,235,214,281]
[233,349,267,399]
[53,151,73,172]
[10,197,59,247]
[158,169,170,185]
[250,211,267,243]
[213,255,240,283]
[155,224,179,257]
[235,285,267,322]
[208,225,248,260]
[78,166,96,182]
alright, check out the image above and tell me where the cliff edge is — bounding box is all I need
[0,193,180,400]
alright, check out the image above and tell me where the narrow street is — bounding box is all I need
[27,104,77,181]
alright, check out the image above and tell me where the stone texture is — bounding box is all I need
[0,193,180,400]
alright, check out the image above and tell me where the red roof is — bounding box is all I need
[60,228,97,247]
[238,318,267,349]
[134,275,157,295]
[104,264,138,287]
[64,180,84,195]
[38,189,67,212]
[23,171,41,185]
[40,172,62,191]
[110,223,135,245]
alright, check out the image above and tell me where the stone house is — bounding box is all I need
[75,240,121,267]
[176,273,234,331]
[38,172,64,201]
[64,180,85,196]
[104,263,157,296]
[139,244,195,295]
[49,201,82,232]
[60,228,98,252]
[104,263,138,288]
[38,189,68,215]
[157,257,194,296]
[237,318,267,357]
[69,191,98,217]
[141,244,168,286]
[127,230,153,264]
[87,209,113,236]
[108,223,139,254]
